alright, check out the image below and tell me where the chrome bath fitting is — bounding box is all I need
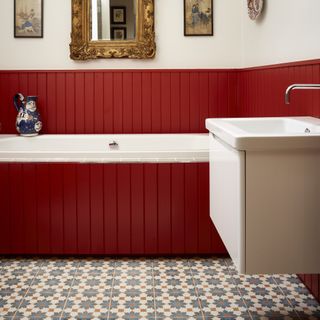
[285,84,320,104]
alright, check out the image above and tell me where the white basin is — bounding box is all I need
[206,115,320,274]
[206,116,320,150]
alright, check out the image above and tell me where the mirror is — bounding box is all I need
[70,0,155,60]
[91,0,136,41]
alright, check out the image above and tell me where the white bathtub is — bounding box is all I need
[0,134,209,163]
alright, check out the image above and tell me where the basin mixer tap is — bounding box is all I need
[285,84,320,104]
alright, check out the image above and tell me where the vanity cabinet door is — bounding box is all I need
[209,134,246,273]
[245,150,320,274]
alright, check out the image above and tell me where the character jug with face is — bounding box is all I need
[13,93,42,136]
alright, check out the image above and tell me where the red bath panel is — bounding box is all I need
[0,163,226,256]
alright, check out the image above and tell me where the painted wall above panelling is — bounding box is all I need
[1,1,320,70]
[0,0,242,70]
[241,0,320,67]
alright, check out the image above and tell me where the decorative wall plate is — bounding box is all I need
[247,0,264,20]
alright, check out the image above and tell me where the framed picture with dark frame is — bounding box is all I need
[111,27,127,40]
[111,6,126,24]
[14,0,43,38]
[184,0,213,36]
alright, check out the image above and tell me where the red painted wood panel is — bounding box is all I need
[123,73,133,133]
[151,73,161,133]
[184,164,199,253]
[50,164,64,253]
[130,164,144,254]
[90,164,104,254]
[132,73,142,133]
[171,164,185,253]
[103,73,114,133]
[170,73,180,133]
[9,74,20,133]
[104,164,118,253]
[23,164,38,253]
[76,164,91,253]
[56,73,66,133]
[144,164,158,254]
[117,164,131,254]
[84,73,95,133]
[19,73,28,100]
[158,164,171,254]
[10,164,24,253]
[63,164,77,254]
[189,73,200,132]
[113,73,123,133]
[0,164,10,253]
[75,73,85,133]
[94,72,104,133]
[198,163,211,253]
[0,163,218,256]
[161,73,171,132]
[180,73,190,132]
[199,73,209,131]
[209,73,219,118]
[36,164,51,253]
[47,73,57,133]
[142,73,152,133]
[65,73,75,133]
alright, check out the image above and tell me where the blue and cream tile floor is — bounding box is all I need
[0,257,319,319]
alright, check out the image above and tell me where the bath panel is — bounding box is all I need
[0,163,226,256]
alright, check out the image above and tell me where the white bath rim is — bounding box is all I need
[0,133,209,163]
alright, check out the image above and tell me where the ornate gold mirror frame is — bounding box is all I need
[70,0,155,60]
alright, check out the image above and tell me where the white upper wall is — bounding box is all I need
[0,0,242,70]
[1,0,319,70]
[241,0,320,67]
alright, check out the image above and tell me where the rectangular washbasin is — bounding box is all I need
[206,116,320,150]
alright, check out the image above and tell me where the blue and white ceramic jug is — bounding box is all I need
[14,93,42,136]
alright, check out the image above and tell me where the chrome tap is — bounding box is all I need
[285,84,320,104]
[109,141,118,148]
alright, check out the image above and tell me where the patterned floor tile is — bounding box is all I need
[40,257,80,274]
[109,258,155,320]
[61,272,113,319]
[154,259,203,319]
[14,270,74,319]
[193,270,250,319]
[224,257,239,276]
[189,256,229,273]
[273,274,320,319]
[0,270,36,318]
[1,257,43,274]
[0,256,319,319]
[234,274,298,318]
[77,257,116,275]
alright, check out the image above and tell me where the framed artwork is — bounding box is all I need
[111,27,127,40]
[14,0,43,38]
[184,0,213,36]
[111,6,126,24]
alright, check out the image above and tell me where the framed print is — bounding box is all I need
[184,0,213,36]
[111,27,127,40]
[14,0,43,38]
[111,6,126,24]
